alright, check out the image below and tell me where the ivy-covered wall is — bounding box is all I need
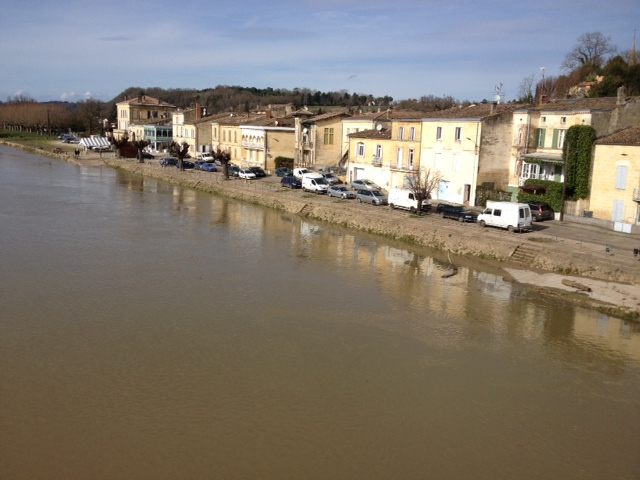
[517,125,595,209]
[563,125,595,199]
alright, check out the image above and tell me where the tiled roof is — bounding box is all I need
[422,103,527,119]
[348,128,391,140]
[118,95,176,108]
[595,126,640,146]
[301,110,351,123]
[521,96,639,112]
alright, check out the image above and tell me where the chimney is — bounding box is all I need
[617,86,627,105]
[539,95,548,105]
[196,103,203,119]
[490,102,497,114]
[266,110,272,119]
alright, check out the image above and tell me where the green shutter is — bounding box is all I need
[534,128,547,147]
[551,129,559,149]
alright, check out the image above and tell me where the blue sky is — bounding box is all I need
[1,0,638,104]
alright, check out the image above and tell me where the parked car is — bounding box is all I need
[328,185,355,199]
[194,160,206,170]
[281,176,302,189]
[351,179,381,191]
[275,167,292,177]
[238,168,256,179]
[249,166,266,177]
[528,202,555,222]
[160,157,178,167]
[356,189,388,206]
[436,203,478,222]
[179,161,195,169]
[200,153,214,162]
[227,165,240,177]
[141,151,154,159]
[322,172,341,185]
[293,167,309,179]
[200,163,217,172]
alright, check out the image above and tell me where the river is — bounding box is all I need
[1,146,639,479]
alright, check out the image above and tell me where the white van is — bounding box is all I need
[477,201,532,232]
[301,173,329,194]
[293,167,309,179]
[388,188,431,213]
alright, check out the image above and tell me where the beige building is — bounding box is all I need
[420,103,523,205]
[590,126,640,232]
[294,110,351,169]
[240,114,295,172]
[511,88,640,200]
[114,95,176,140]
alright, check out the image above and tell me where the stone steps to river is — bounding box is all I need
[510,243,542,265]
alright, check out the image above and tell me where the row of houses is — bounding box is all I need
[112,89,640,232]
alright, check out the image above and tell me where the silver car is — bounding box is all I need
[350,179,381,191]
[356,189,388,206]
[328,185,356,199]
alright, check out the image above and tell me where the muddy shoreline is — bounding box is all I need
[5,142,640,320]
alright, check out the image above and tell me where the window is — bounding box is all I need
[436,126,442,140]
[561,116,567,124]
[375,144,383,159]
[408,149,415,170]
[455,127,462,141]
[234,131,237,143]
[541,116,547,123]
[410,127,416,141]
[396,148,403,169]
[324,127,334,145]
[557,129,566,149]
[214,127,218,139]
[615,165,628,190]
[518,130,523,145]
[534,128,546,147]
[398,127,404,140]
[223,130,226,142]
[522,163,540,179]
[356,142,365,157]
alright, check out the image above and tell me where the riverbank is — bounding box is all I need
[4,141,640,320]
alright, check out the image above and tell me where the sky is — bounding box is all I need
[1,0,638,104]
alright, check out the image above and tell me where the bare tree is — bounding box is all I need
[212,147,232,178]
[561,32,616,72]
[170,141,190,171]
[517,74,536,103]
[404,167,444,215]
[133,140,150,163]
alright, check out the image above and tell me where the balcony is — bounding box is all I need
[242,141,264,150]
[302,141,314,150]
[372,156,382,167]
[633,187,640,202]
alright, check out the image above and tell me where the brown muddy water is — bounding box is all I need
[1,146,639,479]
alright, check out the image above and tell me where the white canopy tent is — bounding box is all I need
[79,136,111,150]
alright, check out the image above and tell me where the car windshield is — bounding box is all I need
[336,187,347,191]
[371,191,384,197]
[362,180,374,185]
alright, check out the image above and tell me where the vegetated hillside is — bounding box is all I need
[111,85,397,114]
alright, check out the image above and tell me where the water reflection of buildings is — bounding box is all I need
[135,175,640,365]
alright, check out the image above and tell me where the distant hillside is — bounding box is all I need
[110,86,396,114]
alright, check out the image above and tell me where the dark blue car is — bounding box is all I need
[160,157,178,167]
[201,163,217,172]
[281,176,302,189]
